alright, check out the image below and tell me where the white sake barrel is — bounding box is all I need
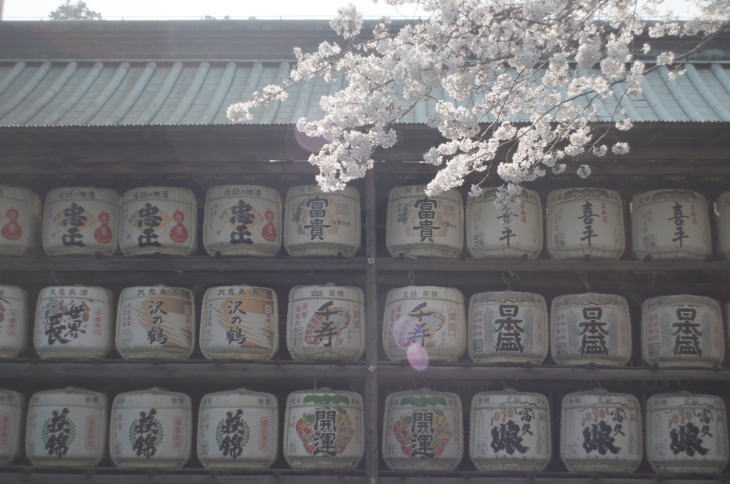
[0,286,29,358]
[26,387,107,467]
[546,188,625,260]
[715,191,730,258]
[116,286,195,360]
[560,390,642,473]
[204,184,282,256]
[200,285,278,360]
[197,389,278,469]
[468,291,548,364]
[0,390,23,464]
[642,295,724,368]
[42,187,118,256]
[386,185,463,258]
[284,185,360,257]
[470,390,551,472]
[631,189,712,260]
[550,293,631,367]
[383,389,463,471]
[110,388,192,468]
[466,187,543,259]
[119,186,197,256]
[647,393,728,475]
[33,286,114,359]
[286,285,364,361]
[284,389,364,469]
[383,286,466,363]
[0,185,41,255]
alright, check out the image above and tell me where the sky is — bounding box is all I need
[2,0,701,20]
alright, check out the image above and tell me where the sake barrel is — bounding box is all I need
[646,393,728,475]
[468,291,548,365]
[470,390,551,472]
[546,188,625,260]
[203,184,282,256]
[0,390,23,464]
[284,389,364,469]
[383,286,466,364]
[286,285,364,361]
[119,187,197,256]
[283,185,361,257]
[560,390,642,473]
[383,389,463,471]
[386,185,463,258]
[34,286,114,359]
[466,187,543,259]
[715,191,730,258]
[116,286,195,360]
[0,185,41,255]
[550,293,631,367]
[0,285,29,358]
[200,285,278,360]
[42,187,118,256]
[642,295,724,368]
[26,387,107,467]
[631,189,712,260]
[110,388,192,468]
[197,389,278,469]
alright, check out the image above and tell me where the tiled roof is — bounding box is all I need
[1,59,729,127]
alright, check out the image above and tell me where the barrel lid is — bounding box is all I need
[202,388,277,406]
[32,387,106,407]
[113,387,190,408]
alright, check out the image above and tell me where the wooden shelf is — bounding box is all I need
[0,360,366,384]
[379,363,730,382]
[377,257,730,273]
[377,473,730,484]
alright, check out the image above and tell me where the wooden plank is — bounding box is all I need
[364,171,379,482]
[0,256,367,272]
[0,361,366,384]
[378,475,730,484]
[379,363,730,382]
[377,258,730,273]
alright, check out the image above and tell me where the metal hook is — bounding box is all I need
[501,271,511,291]
[408,270,415,286]
[580,272,591,292]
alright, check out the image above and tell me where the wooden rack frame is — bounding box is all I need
[0,132,729,483]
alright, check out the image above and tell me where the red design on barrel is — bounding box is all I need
[169,210,189,243]
[262,209,277,242]
[1,208,22,241]
[94,211,113,244]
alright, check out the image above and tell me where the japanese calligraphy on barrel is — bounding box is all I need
[116,286,195,360]
[631,189,712,260]
[287,285,364,361]
[466,187,543,259]
[547,188,625,260]
[110,388,192,468]
[119,186,197,256]
[383,286,466,363]
[34,286,114,359]
[560,390,642,473]
[284,185,361,257]
[284,389,364,469]
[200,285,278,360]
[715,191,730,258]
[641,295,724,368]
[0,286,28,358]
[470,390,551,472]
[386,185,463,258]
[550,293,631,367]
[646,393,728,475]
[0,390,23,464]
[0,185,41,255]
[204,184,282,256]
[26,388,107,467]
[197,389,278,469]
[42,187,118,256]
[468,291,548,364]
[383,389,463,471]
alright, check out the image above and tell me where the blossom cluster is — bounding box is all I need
[228,0,726,204]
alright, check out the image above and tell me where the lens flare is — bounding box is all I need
[406,343,429,372]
